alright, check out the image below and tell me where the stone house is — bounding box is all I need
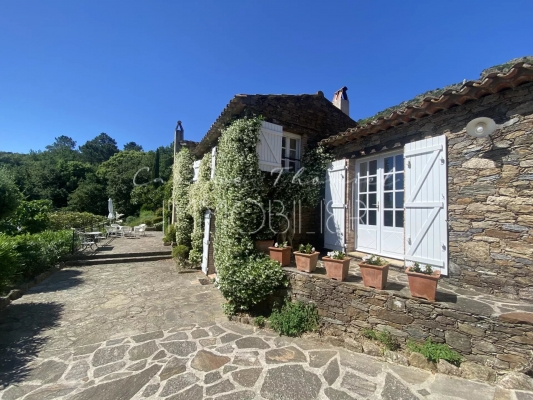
[192,90,357,274]
[319,60,533,301]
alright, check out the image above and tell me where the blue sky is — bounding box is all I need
[1,1,531,153]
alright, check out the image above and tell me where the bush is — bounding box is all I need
[155,208,163,217]
[143,219,154,227]
[172,147,194,247]
[269,300,319,337]
[408,338,463,366]
[49,211,106,230]
[216,254,285,315]
[0,167,23,221]
[153,221,163,231]
[254,315,266,328]
[0,234,20,291]
[362,328,400,351]
[152,216,163,224]
[164,225,176,243]
[172,245,189,262]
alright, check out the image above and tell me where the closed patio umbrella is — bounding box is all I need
[108,198,114,220]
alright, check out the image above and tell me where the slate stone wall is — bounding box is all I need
[287,270,533,375]
[334,82,533,300]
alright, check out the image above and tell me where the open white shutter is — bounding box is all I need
[324,159,346,251]
[211,147,216,179]
[257,121,283,172]
[404,135,448,274]
[201,210,211,275]
[192,160,201,182]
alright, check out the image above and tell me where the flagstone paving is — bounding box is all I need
[0,256,530,399]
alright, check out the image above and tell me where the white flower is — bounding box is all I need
[274,242,279,248]
[311,247,315,252]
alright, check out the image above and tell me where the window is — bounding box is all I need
[281,133,301,171]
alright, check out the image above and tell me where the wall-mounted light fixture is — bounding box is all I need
[466,117,498,139]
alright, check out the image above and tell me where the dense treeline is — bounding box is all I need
[0,133,174,217]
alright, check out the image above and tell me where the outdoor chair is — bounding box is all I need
[105,226,117,237]
[122,226,133,238]
[79,233,96,251]
[137,224,147,237]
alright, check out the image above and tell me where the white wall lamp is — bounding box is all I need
[466,117,499,142]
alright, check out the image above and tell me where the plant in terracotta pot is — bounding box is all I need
[405,262,441,302]
[359,254,389,290]
[294,243,319,273]
[323,250,351,281]
[254,231,275,254]
[268,241,292,266]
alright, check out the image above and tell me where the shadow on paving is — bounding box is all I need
[0,302,63,388]
[27,270,84,294]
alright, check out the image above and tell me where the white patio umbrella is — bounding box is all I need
[108,198,114,220]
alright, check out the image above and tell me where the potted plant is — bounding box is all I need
[405,262,441,301]
[358,254,389,290]
[268,242,291,266]
[294,243,319,273]
[323,250,351,281]
[254,230,275,254]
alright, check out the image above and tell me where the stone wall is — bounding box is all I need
[335,82,533,300]
[287,270,533,376]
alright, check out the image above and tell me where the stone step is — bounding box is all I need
[67,255,172,266]
[73,250,172,260]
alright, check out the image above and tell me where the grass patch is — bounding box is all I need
[407,338,463,366]
[362,328,400,351]
[269,300,319,337]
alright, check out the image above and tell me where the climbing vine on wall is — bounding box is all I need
[213,117,285,315]
[172,147,194,249]
[188,152,213,265]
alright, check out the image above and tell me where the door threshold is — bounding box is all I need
[348,251,405,270]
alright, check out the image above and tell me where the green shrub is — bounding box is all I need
[0,167,23,221]
[153,221,163,231]
[408,338,463,366]
[48,211,106,230]
[217,254,285,315]
[143,219,154,227]
[361,328,399,351]
[164,225,176,243]
[254,315,266,328]
[155,208,163,217]
[0,234,20,291]
[172,147,194,247]
[172,245,189,262]
[152,216,163,224]
[269,300,319,337]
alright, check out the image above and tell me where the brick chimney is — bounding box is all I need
[333,86,349,116]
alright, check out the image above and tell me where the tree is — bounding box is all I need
[79,133,119,164]
[67,173,108,215]
[123,142,143,152]
[152,148,160,182]
[0,167,23,221]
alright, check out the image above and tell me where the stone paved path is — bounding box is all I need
[0,257,531,399]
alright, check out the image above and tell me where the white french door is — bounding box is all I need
[355,152,405,259]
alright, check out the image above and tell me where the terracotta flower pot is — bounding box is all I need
[269,246,292,266]
[294,251,320,273]
[255,240,274,254]
[405,267,441,301]
[323,256,351,281]
[359,262,389,290]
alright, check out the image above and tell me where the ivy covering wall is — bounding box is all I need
[213,117,285,314]
[172,147,194,249]
[188,152,212,265]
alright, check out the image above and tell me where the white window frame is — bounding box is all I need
[281,132,301,171]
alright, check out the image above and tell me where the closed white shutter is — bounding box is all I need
[257,121,283,172]
[201,210,211,275]
[324,159,346,251]
[193,160,201,182]
[210,147,216,179]
[404,135,448,274]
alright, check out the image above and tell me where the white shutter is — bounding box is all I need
[201,210,211,275]
[404,135,448,274]
[324,159,346,251]
[210,147,216,179]
[192,160,201,182]
[257,121,283,172]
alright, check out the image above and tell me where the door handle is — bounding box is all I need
[376,201,379,210]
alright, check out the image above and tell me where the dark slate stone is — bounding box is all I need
[381,373,418,400]
[167,384,203,400]
[160,372,198,397]
[341,371,377,398]
[324,358,340,386]
[160,341,197,357]
[2,385,40,400]
[161,332,188,341]
[151,350,167,360]
[232,351,261,366]
[222,365,239,374]
[206,379,235,396]
[214,390,256,400]
[191,329,209,339]
[339,352,382,377]
[219,333,242,344]
[209,325,226,337]
[309,351,337,368]
[159,357,187,380]
[106,338,125,346]
[127,360,147,372]
[128,340,159,361]
[265,346,306,364]
[204,370,222,384]
[516,392,533,400]
[131,331,164,343]
[235,337,270,350]
[261,365,322,400]
[93,361,126,379]
[231,368,262,387]
[73,343,101,356]
[324,387,356,400]
[29,360,68,384]
[92,345,129,367]
[23,384,76,400]
[100,372,133,382]
[65,360,90,381]
[142,383,159,397]
[418,388,430,396]
[68,364,161,400]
